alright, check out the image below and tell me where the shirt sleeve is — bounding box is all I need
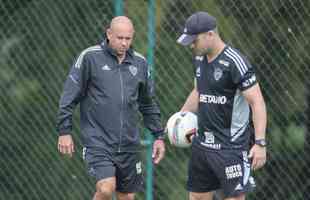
[138,61,164,138]
[56,53,91,135]
[230,52,257,91]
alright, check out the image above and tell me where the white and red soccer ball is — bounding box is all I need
[166,111,198,148]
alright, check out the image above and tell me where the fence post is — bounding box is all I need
[146,0,156,200]
[114,0,123,16]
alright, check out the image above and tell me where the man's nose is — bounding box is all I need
[121,39,127,46]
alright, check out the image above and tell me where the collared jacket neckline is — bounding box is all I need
[100,39,134,64]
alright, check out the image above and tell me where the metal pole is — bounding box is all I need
[114,0,124,16]
[114,1,155,199]
[146,0,156,200]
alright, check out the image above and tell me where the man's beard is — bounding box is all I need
[193,48,206,56]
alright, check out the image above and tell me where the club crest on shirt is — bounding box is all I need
[129,65,138,76]
[196,67,201,77]
[136,161,142,174]
[214,67,223,81]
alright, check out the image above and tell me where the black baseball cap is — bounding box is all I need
[177,11,217,46]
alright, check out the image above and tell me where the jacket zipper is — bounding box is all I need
[118,66,124,152]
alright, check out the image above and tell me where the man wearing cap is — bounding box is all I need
[178,12,267,200]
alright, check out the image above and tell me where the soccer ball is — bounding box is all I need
[166,111,198,148]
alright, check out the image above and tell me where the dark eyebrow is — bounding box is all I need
[117,36,132,40]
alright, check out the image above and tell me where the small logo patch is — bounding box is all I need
[102,64,111,71]
[204,131,215,144]
[136,161,142,174]
[249,176,256,187]
[147,66,152,78]
[88,167,96,177]
[235,183,243,191]
[196,67,201,77]
[219,59,230,67]
[129,65,138,76]
[214,67,223,81]
[82,147,87,160]
[225,164,243,179]
[195,56,204,61]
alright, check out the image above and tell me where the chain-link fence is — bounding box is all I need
[1,0,310,199]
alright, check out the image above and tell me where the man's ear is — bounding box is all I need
[106,28,112,40]
[207,31,213,37]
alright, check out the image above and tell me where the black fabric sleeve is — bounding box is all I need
[56,53,91,135]
[138,62,164,138]
[230,54,257,91]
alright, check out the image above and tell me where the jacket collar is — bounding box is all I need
[100,38,134,64]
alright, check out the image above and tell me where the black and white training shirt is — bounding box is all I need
[194,46,257,151]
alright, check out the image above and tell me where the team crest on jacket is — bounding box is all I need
[214,67,223,81]
[196,67,201,77]
[129,65,138,76]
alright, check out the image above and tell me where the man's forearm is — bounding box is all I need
[181,88,199,113]
[251,99,267,140]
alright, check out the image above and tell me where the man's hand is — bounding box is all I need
[152,139,165,164]
[248,144,266,170]
[58,134,75,157]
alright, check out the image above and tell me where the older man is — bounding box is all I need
[56,16,165,200]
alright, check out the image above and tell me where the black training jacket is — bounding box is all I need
[56,40,164,152]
